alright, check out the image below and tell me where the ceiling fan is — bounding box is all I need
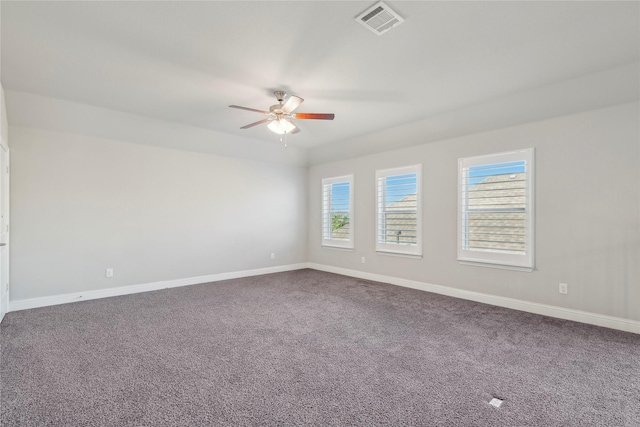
[229,91,335,135]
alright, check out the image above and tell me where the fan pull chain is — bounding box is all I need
[280,132,288,148]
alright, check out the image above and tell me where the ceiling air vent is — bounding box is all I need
[356,1,404,36]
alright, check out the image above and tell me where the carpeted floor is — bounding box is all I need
[1,269,639,426]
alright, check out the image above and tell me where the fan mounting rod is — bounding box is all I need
[273,91,286,103]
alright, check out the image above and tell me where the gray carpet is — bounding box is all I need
[1,269,639,426]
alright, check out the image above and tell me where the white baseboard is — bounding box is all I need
[307,263,640,335]
[8,262,639,335]
[9,263,309,313]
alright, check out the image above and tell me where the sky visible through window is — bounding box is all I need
[384,173,417,204]
[330,182,350,214]
[467,161,526,184]
[331,162,525,212]
[333,163,525,212]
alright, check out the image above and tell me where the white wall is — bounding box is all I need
[0,84,8,321]
[5,91,308,168]
[1,86,8,148]
[10,126,307,301]
[308,102,640,322]
[5,90,640,328]
[308,63,640,166]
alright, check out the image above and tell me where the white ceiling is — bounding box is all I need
[2,1,639,161]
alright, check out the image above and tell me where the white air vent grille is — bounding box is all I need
[356,2,404,35]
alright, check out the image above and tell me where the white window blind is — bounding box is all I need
[458,148,534,270]
[322,175,354,248]
[376,165,422,256]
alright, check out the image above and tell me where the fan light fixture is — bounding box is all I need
[229,90,335,142]
[267,118,296,135]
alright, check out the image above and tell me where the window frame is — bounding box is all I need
[321,174,354,249]
[375,164,422,257]
[457,148,535,271]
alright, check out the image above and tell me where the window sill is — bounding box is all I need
[376,250,422,260]
[458,260,533,272]
[322,245,354,251]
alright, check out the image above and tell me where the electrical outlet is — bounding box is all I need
[106,268,114,278]
[361,257,366,264]
[270,253,275,260]
[559,282,568,294]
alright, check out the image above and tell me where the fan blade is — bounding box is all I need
[294,113,335,120]
[281,95,304,113]
[289,123,301,134]
[229,105,269,114]
[240,118,272,129]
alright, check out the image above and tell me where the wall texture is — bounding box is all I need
[6,91,307,167]
[0,84,8,320]
[308,102,640,321]
[1,86,7,147]
[10,126,307,300]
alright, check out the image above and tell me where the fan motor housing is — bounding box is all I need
[269,104,288,116]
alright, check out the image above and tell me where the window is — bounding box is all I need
[376,165,422,256]
[458,148,534,271]
[322,175,354,248]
